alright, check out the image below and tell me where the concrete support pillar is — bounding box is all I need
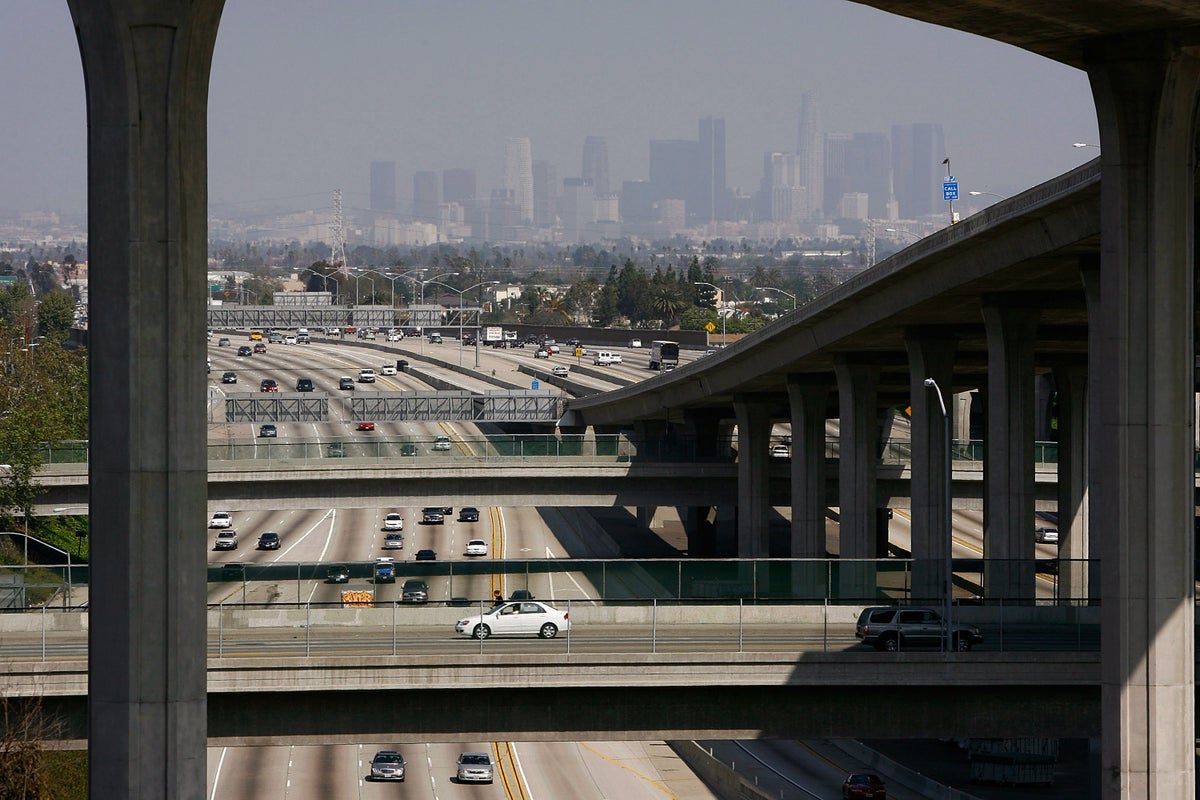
[905,329,958,604]
[1086,36,1200,798]
[733,397,773,558]
[68,2,224,797]
[981,299,1040,601]
[833,358,880,600]
[785,376,829,558]
[1053,361,1090,605]
[682,408,725,460]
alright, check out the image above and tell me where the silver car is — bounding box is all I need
[456,752,493,783]
[369,750,406,781]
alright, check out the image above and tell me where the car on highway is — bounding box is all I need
[295,377,314,392]
[401,578,429,603]
[399,443,417,456]
[455,752,494,784]
[296,333,310,344]
[464,539,488,556]
[551,365,569,377]
[534,348,551,358]
[221,371,237,384]
[383,512,404,530]
[338,376,355,390]
[267,332,283,344]
[356,421,376,431]
[386,330,403,342]
[217,337,231,347]
[237,345,252,356]
[358,368,376,383]
[421,507,445,524]
[283,335,297,345]
[842,772,886,799]
[458,506,480,522]
[209,511,233,528]
[1035,526,1059,544]
[770,443,790,459]
[259,378,278,392]
[455,600,569,639]
[220,562,244,581]
[369,750,406,782]
[373,557,396,583]
[415,548,437,561]
[428,333,442,344]
[608,352,623,364]
[325,564,350,583]
[253,342,267,354]
[213,530,238,550]
[256,531,281,550]
[629,338,642,348]
[380,364,396,376]
[854,606,983,652]
[383,532,404,550]
[433,435,452,451]
[258,424,277,438]
[327,441,345,458]
[509,589,535,601]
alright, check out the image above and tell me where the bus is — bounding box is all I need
[648,340,680,370]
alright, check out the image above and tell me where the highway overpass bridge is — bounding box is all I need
[44,1,1200,796]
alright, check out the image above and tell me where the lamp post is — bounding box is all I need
[1071,142,1100,149]
[968,190,1007,201]
[755,285,798,311]
[426,280,499,366]
[923,377,954,652]
[885,227,921,242]
[694,281,726,347]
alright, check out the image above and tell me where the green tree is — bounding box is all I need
[36,290,75,343]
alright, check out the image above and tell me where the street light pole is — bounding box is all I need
[923,377,954,652]
[755,286,798,311]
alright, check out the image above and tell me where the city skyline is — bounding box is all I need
[2,0,1099,221]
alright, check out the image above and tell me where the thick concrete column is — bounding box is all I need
[833,358,879,600]
[733,397,773,557]
[1053,361,1090,606]
[981,299,1040,601]
[1086,35,1200,798]
[904,329,957,604]
[68,2,224,798]
[784,376,829,558]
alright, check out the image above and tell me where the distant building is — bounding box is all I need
[892,122,946,219]
[443,168,477,206]
[561,178,595,243]
[504,137,535,223]
[532,160,558,227]
[412,171,439,225]
[582,136,610,196]
[824,132,892,220]
[797,92,824,220]
[369,161,397,212]
[697,116,728,223]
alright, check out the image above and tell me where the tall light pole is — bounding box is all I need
[923,377,954,652]
[426,280,498,366]
[755,285,797,311]
[885,227,921,242]
[694,281,726,347]
[968,190,1007,201]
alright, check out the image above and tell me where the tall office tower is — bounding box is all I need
[797,93,824,219]
[532,160,559,227]
[891,122,946,219]
[581,136,610,196]
[847,132,892,219]
[823,133,853,215]
[442,168,477,206]
[504,137,535,223]
[561,178,595,243]
[759,152,806,222]
[697,116,728,223]
[369,161,397,211]
[649,139,698,206]
[620,179,656,224]
[412,171,439,224]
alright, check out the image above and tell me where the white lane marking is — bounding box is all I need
[543,545,591,600]
[270,508,335,563]
[731,741,822,799]
[208,746,227,800]
[304,508,340,603]
[510,742,535,800]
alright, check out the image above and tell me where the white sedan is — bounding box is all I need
[455,600,570,639]
[551,365,569,377]
[464,539,488,557]
[383,513,403,530]
[209,511,232,528]
[380,364,397,376]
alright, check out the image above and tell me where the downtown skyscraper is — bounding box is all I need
[504,137,535,224]
[581,136,610,196]
[796,93,823,220]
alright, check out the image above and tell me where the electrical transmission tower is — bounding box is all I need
[330,188,347,274]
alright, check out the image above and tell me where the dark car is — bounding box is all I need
[421,507,445,524]
[401,578,429,603]
[219,562,244,581]
[458,506,480,522]
[325,564,350,583]
[400,443,417,456]
[369,750,406,781]
[237,345,252,356]
[338,377,355,391]
[259,378,278,392]
[509,589,535,601]
[415,548,437,561]
[842,772,886,799]
[295,377,314,392]
[854,606,983,652]
[253,342,267,354]
[258,424,277,438]
[256,531,281,550]
[220,371,237,384]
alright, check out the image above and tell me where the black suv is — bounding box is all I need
[295,377,314,392]
[256,531,281,550]
[458,506,480,522]
[855,606,983,651]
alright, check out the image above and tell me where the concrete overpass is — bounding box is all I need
[53,2,1200,797]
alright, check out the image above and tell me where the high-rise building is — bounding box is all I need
[582,136,610,196]
[797,93,824,220]
[697,116,728,223]
[532,160,558,227]
[759,152,805,223]
[823,133,891,220]
[649,139,697,206]
[442,168,477,206]
[369,161,397,212]
[504,137,534,224]
[823,133,853,216]
[412,171,439,225]
[561,178,595,243]
[891,123,946,219]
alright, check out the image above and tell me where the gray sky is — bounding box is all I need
[2,0,1099,220]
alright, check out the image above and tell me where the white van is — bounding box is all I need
[593,351,614,366]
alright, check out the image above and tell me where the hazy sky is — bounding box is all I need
[2,0,1099,220]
